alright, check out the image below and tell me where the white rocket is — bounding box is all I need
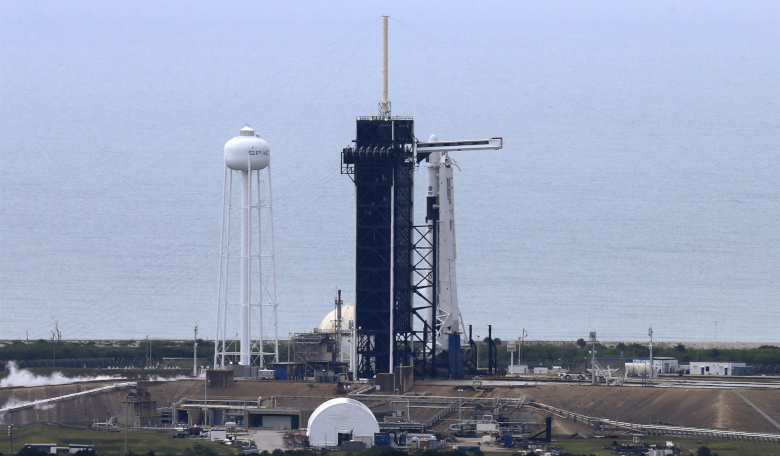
[418,135,503,347]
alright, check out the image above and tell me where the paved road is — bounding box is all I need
[249,429,286,451]
[417,378,780,390]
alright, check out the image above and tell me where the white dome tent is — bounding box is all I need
[306,398,379,448]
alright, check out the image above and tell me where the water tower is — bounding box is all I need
[214,126,279,368]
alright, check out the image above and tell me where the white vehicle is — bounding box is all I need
[559,372,587,381]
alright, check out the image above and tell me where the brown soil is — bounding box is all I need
[737,389,780,424]
[3,379,779,434]
[479,384,780,433]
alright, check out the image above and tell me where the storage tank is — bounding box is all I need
[224,126,270,171]
[625,362,651,377]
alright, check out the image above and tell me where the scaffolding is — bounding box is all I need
[292,332,331,379]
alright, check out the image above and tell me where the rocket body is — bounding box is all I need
[425,135,461,347]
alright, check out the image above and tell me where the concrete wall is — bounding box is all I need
[376,373,394,393]
[394,366,413,393]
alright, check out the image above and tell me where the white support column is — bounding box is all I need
[379,16,391,118]
[240,169,251,366]
[389,172,394,373]
[214,165,229,369]
[267,164,279,363]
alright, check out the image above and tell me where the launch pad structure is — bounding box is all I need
[341,115,423,379]
[342,17,502,379]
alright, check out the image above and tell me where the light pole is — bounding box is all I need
[193,325,198,377]
[589,331,597,385]
[457,388,464,429]
[124,397,128,453]
[475,335,480,369]
[520,329,527,363]
[648,325,654,379]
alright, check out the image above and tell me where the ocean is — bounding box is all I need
[1,1,778,343]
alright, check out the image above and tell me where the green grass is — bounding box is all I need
[0,424,238,455]
[519,436,780,456]
[1,426,778,456]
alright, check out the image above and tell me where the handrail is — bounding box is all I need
[528,402,780,443]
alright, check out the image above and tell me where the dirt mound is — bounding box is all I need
[494,384,780,433]
[0,379,344,425]
[3,379,779,434]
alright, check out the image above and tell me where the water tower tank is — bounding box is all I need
[224,126,270,171]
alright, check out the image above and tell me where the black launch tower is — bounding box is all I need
[342,116,416,378]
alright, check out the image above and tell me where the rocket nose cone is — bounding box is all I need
[428,134,438,142]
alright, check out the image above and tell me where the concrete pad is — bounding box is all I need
[250,429,286,451]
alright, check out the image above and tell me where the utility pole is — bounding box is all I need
[590,331,597,385]
[714,320,718,349]
[520,328,527,363]
[488,325,493,375]
[649,325,654,379]
[193,325,199,377]
[8,424,12,454]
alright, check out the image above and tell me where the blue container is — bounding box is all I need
[274,367,288,380]
[374,433,392,446]
[449,333,463,378]
[502,434,514,448]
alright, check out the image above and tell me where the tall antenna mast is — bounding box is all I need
[378,16,391,119]
[193,324,198,377]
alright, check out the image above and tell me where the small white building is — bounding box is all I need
[508,364,528,374]
[533,366,549,374]
[689,361,748,376]
[210,429,227,441]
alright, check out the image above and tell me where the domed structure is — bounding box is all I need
[224,126,270,171]
[307,398,379,448]
[318,305,355,333]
